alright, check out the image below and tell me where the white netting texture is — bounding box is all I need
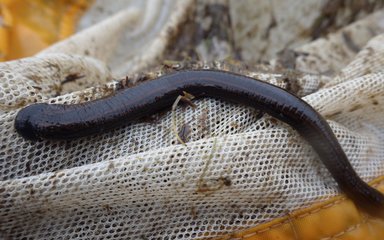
[1,3,384,240]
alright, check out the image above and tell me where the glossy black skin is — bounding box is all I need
[14,70,384,218]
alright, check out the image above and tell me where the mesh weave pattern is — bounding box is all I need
[1,59,384,239]
[1,5,384,240]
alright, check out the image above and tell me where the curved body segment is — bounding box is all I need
[14,70,384,218]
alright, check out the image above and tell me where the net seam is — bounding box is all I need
[231,180,384,239]
[319,217,369,240]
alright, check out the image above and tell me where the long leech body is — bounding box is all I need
[14,70,384,217]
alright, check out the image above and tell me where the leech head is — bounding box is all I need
[14,103,48,141]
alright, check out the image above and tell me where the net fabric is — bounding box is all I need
[39,0,195,78]
[1,5,384,240]
[283,10,384,76]
[0,54,112,112]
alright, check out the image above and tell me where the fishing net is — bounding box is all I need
[1,1,384,239]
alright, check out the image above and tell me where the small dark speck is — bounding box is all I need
[32,86,43,91]
[62,73,85,84]
[32,86,42,90]
[325,110,342,118]
[348,104,363,112]
[220,176,232,186]
[102,204,112,212]
[342,31,360,53]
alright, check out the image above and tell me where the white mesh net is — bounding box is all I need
[1,1,384,239]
